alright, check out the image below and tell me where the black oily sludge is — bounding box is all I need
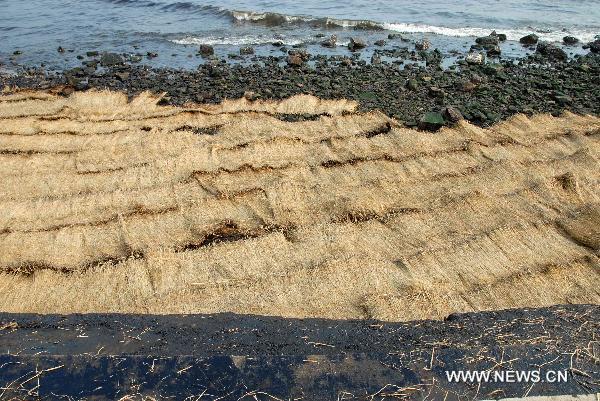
[0,305,598,400]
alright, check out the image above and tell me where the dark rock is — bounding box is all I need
[536,42,567,61]
[475,36,499,46]
[288,49,310,61]
[82,60,98,68]
[146,52,158,58]
[552,93,573,105]
[563,36,579,45]
[374,39,386,47]
[13,50,22,55]
[86,51,99,57]
[488,31,507,42]
[100,52,124,67]
[423,49,442,66]
[199,44,214,56]
[406,79,419,91]
[321,35,337,48]
[460,81,476,92]
[519,33,539,45]
[586,39,600,53]
[348,38,367,51]
[443,106,463,123]
[418,112,445,131]
[415,39,430,50]
[57,46,65,53]
[115,72,130,81]
[359,91,377,101]
[428,86,444,98]
[470,74,485,84]
[240,46,255,55]
[388,33,403,40]
[486,45,501,56]
[287,54,304,67]
[483,63,504,75]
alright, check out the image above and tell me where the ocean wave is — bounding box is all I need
[383,23,598,43]
[230,10,384,30]
[103,0,230,17]
[171,35,304,46]
[102,0,598,43]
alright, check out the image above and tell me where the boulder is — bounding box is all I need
[100,52,124,67]
[585,38,600,53]
[321,35,337,48]
[348,37,367,51]
[388,33,403,40]
[240,46,255,55]
[536,41,567,61]
[488,31,507,41]
[287,54,304,67]
[406,79,418,91]
[82,60,98,68]
[415,39,430,50]
[428,86,445,98]
[552,93,572,105]
[475,36,499,46]
[459,81,476,92]
[418,112,445,131]
[288,49,310,61]
[563,36,579,45]
[443,106,463,123]
[374,39,386,46]
[519,33,539,45]
[486,45,501,56]
[199,44,214,56]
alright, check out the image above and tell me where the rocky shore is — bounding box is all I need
[2,39,600,129]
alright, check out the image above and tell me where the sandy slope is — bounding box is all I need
[0,90,598,320]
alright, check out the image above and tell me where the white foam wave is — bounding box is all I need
[231,10,304,23]
[230,10,383,29]
[383,23,598,43]
[171,35,304,46]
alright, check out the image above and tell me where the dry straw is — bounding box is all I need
[0,90,598,320]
